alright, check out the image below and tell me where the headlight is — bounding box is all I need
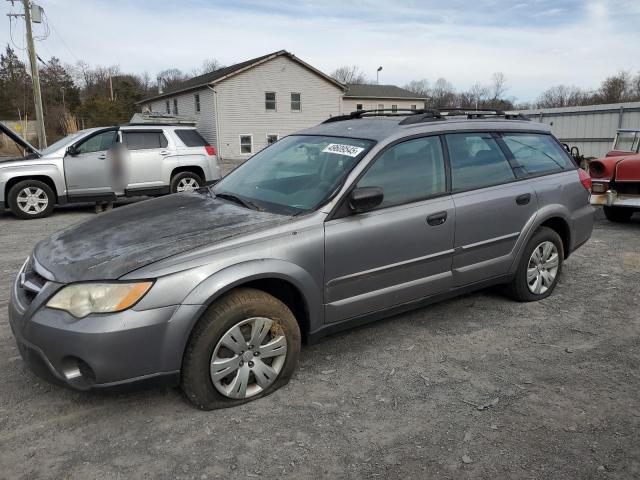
[46,282,153,318]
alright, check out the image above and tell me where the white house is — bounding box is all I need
[138,50,426,160]
[342,84,426,113]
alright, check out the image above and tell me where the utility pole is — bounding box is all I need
[21,0,47,148]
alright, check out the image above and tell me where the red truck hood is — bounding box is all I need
[589,153,640,181]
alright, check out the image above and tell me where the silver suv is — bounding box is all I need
[9,109,594,409]
[0,122,220,219]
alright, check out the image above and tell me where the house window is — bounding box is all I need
[356,104,363,110]
[290,93,301,111]
[173,99,178,115]
[240,135,253,154]
[265,92,276,111]
[194,93,200,113]
[165,100,170,114]
[267,134,279,145]
[411,104,417,110]
[377,103,384,112]
[391,104,398,112]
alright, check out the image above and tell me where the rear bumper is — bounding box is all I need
[590,191,640,208]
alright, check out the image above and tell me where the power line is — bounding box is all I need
[45,13,81,63]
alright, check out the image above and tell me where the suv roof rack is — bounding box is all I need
[123,123,197,127]
[323,107,529,125]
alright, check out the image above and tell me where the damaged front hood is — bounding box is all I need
[33,190,292,283]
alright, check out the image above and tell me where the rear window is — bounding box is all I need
[175,129,208,147]
[122,131,168,150]
[502,133,573,176]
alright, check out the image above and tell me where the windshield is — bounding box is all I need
[39,130,87,156]
[213,135,374,214]
[613,131,640,153]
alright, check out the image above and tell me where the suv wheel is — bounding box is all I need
[171,172,204,193]
[507,227,563,302]
[603,206,634,223]
[7,180,55,219]
[181,288,301,410]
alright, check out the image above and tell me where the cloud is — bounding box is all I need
[1,0,639,101]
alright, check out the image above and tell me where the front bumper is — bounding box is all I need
[590,191,640,208]
[8,266,204,391]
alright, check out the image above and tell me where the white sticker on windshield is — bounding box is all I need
[322,143,365,157]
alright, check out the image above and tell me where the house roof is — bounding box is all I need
[344,83,425,100]
[138,50,344,104]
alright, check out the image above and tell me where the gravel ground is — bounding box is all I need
[0,195,639,479]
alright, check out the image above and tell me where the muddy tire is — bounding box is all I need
[7,180,55,219]
[603,206,634,223]
[507,227,564,302]
[181,288,301,410]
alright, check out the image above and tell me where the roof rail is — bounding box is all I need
[123,123,197,127]
[322,108,441,124]
[323,107,530,125]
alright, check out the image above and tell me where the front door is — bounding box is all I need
[445,132,538,286]
[64,129,117,198]
[324,136,455,323]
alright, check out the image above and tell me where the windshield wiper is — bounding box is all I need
[215,192,261,211]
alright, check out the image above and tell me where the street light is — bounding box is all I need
[377,66,383,85]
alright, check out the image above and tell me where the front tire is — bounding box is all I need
[181,288,301,410]
[603,206,634,223]
[507,227,564,302]
[7,180,55,219]
[170,171,203,193]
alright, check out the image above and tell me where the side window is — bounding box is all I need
[122,131,168,150]
[446,133,515,191]
[290,93,301,111]
[357,136,446,208]
[173,99,178,115]
[75,130,117,154]
[165,100,170,114]
[356,104,363,110]
[502,133,574,176]
[265,92,276,111]
[194,93,200,113]
[240,135,253,154]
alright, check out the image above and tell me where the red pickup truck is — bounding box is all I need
[589,129,640,222]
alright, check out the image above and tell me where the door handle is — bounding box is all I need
[427,211,448,226]
[97,154,106,160]
[159,150,170,156]
[516,193,531,205]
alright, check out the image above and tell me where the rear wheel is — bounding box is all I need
[507,227,563,302]
[7,180,55,219]
[181,288,301,410]
[170,171,203,193]
[603,206,634,223]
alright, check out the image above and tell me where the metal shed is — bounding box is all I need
[514,102,640,158]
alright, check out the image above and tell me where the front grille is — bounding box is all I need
[18,258,48,305]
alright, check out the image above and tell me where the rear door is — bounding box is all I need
[324,136,455,323]
[445,132,538,286]
[121,130,170,189]
[64,129,117,197]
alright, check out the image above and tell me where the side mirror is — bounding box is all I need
[349,186,383,213]
[66,145,78,156]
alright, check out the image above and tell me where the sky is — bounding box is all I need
[2,0,640,102]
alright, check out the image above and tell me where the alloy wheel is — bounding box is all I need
[210,317,287,399]
[16,187,49,215]
[527,241,559,294]
[176,177,200,192]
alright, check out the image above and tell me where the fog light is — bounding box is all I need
[591,182,608,194]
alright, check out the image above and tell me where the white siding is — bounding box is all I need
[515,102,640,158]
[214,56,343,160]
[342,98,424,113]
[143,88,218,149]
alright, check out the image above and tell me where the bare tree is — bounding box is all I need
[157,68,188,91]
[490,72,508,102]
[193,58,224,76]
[535,85,589,108]
[331,65,369,84]
[597,71,632,103]
[403,79,430,96]
[430,78,456,106]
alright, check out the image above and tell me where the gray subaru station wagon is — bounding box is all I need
[9,108,594,409]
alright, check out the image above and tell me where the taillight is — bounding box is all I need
[578,168,591,191]
[205,145,216,156]
[591,181,609,194]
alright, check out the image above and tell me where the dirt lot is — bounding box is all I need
[0,196,639,479]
